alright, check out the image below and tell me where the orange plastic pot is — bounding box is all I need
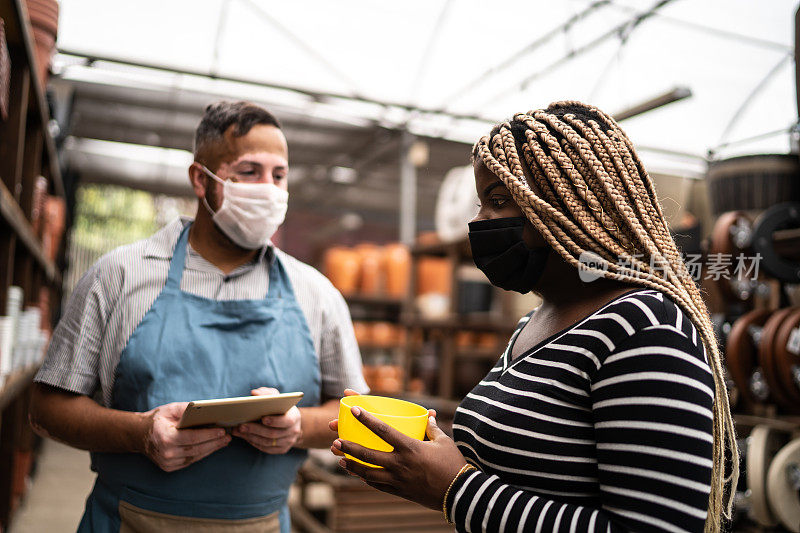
[383,243,410,298]
[324,247,360,295]
[370,322,397,348]
[352,321,371,346]
[356,243,383,295]
[416,257,451,296]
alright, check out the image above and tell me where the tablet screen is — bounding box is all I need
[177,392,304,429]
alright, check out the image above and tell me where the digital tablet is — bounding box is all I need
[177,392,304,429]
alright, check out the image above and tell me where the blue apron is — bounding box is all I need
[78,223,321,532]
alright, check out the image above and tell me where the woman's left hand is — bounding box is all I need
[330,406,468,511]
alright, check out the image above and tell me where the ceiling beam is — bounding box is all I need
[57,49,497,123]
[613,86,692,121]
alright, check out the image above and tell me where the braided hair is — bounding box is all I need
[472,101,736,533]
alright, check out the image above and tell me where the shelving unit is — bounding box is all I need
[0,364,39,412]
[339,236,518,401]
[291,460,453,533]
[0,180,58,283]
[0,0,65,530]
[401,237,515,400]
[344,293,406,396]
[342,294,403,309]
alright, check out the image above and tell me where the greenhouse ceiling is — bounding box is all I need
[51,0,799,226]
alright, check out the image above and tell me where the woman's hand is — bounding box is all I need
[330,405,468,511]
[233,387,301,454]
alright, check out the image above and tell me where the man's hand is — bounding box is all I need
[232,387,302,454]
[143,402,231,472]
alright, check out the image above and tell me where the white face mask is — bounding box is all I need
[200,165,289,249]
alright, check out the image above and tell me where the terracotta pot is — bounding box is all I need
[376,365,401,379]
[362,366,377,388]
[323,247,360,295]
[44,195,66,260]
[416,257,451,296]
[352,321,371,346]
[383,243,410,298]
[374,365,403,393]
[416,231,440,247]
[370,322,397,348]
[375,377,402,393]
[25,0,59,90]
[30,25,54,89]
[406,377,425,394]
[27,4,59,35]
[0,19,10,121]
[11,450,34,499]
[31,176,48,235]
[355,243,383,295]
[477,333,498,350]
[456,330,475,349]
[38,286,51,332]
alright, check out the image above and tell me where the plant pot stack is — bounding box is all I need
[0,18,10,120]
[25,0,58,90]
[42,195,66,261]
[323,243,411,298]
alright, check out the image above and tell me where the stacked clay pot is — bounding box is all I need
[324,243,410,298]
[382,243,410,298]
[323,247,361,296]
[25,0,59,90]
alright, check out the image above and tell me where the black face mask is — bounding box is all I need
[468,216,550,294]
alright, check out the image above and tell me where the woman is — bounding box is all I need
[331,101,737,533]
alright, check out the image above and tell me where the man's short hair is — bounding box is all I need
[193,101,282,164]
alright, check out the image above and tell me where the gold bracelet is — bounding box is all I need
[442,463,477,524]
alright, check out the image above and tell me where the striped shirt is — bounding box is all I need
[448,289,714,533]
[36,217,369,406]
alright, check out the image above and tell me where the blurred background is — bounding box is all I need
[1,0,799,531]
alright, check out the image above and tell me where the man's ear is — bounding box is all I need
[188,162,208,200]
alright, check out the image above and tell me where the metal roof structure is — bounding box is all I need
[51,0,799,237]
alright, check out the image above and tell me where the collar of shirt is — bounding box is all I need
[142,217,276,278]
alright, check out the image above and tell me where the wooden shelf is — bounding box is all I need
[0,0,64,198]
[293,461,453,533]
[0,180,60,284]
[0,364,39,413]
[358,345,404,351]
[343,294,404,307]
[403,315,514,333]
[393,392,460,418]
[455,348,501,361]
[411,239,471,257]
[733,413,800,433]
[0,2,65,530]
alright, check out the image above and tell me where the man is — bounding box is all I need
[29,101,368,532]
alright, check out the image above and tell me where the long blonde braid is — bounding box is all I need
[474,101,737,533]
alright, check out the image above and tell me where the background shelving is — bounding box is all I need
[0,0,66,529]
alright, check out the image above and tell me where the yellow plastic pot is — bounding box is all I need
[338,395,428,467]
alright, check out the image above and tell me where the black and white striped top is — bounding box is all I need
[448,289,714,533]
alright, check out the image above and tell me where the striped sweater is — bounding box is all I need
[448,289,714,533]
